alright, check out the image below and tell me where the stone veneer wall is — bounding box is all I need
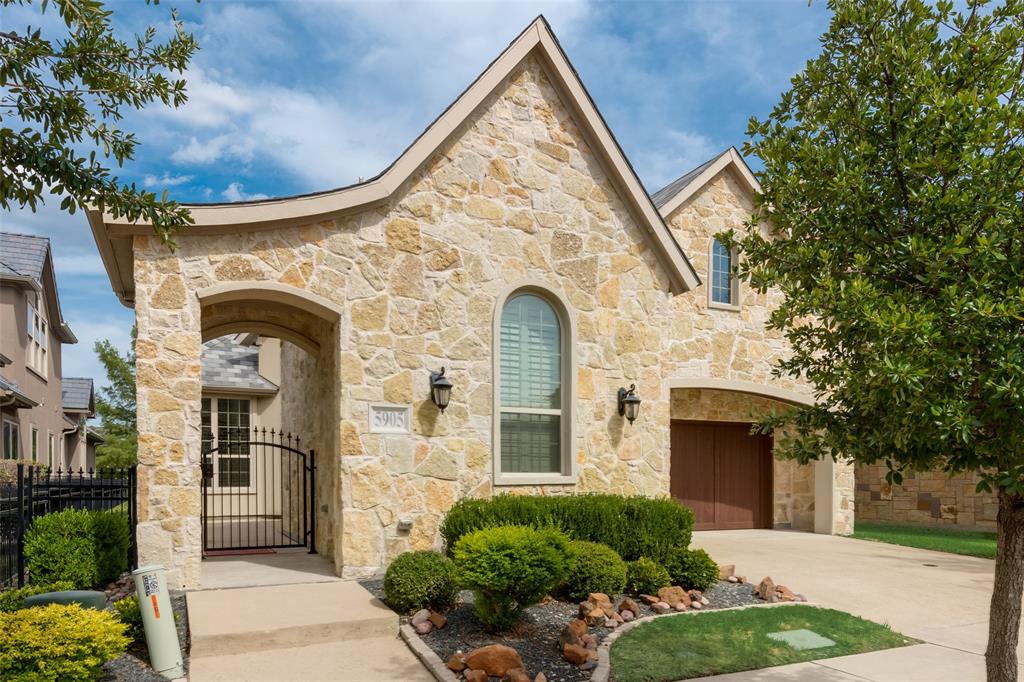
[855,464,996,529]
[133,55,847,587]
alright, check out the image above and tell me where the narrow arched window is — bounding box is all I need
[499,293,563,474]
[710,238,737,306]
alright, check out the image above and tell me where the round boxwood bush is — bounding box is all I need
[91,512,130,584]
[24,508,98,588]
[0,603,129,680]
[665,548,719,591]
[453,525,573,631]
[560,540,626,601]
[383,551,458,613]
[624,557,671,595]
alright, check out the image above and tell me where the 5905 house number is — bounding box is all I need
[368,404,411,434]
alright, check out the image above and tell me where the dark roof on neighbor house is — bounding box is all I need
[201,337,278,394]
[0,374,39,408]
[0,232,49,282]
[650,150,731,209]
[61,377,95,412]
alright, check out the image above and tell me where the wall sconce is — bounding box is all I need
[618,384,641,424]
[429,367,453,413]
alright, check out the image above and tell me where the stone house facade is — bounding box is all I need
[855,464,996,530]
[89,17,854,588]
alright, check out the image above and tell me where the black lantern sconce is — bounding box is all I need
[429,367,453,413]
[617,384,641,424]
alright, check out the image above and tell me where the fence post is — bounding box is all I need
[308,449,316,555]
[15,463,25,587]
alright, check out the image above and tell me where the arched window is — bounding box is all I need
[495,287,574,482]
[710,238,738,307]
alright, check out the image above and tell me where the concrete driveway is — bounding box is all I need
[691,530,1021,680]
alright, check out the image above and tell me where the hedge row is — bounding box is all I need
[439,494,694,565]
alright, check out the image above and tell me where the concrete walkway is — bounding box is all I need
[186,576,432,681]
[689,529,1019,681]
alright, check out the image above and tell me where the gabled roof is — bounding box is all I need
[652,147,761,219]
[201,337,278,395]
[89,15,701,305]
[0,232,77,343]
[61,377,95,413]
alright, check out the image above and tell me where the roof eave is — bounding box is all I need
[655,147,762,220]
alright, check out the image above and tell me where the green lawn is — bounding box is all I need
[609,605,913,682]
[851,521,997,559]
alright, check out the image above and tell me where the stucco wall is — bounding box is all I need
[855,463,996,529]
[132,55,848,586]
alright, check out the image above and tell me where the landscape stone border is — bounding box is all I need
[590,601,806,682]
[400,623,460,682]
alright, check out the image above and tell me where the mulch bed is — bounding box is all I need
[361,579,764,682]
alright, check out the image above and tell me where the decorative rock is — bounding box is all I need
[411,608,431,626]
[652,601,673,614]
[776,585,797,602]
[559,620,586,649]
[727,576,739,583]
[700,597,710,606]
[687,590,703,601]
[535,674,546,682]
[610,610,624,624]
[563,643,592,665]
[795,593,808,602]
[581,633,597,650]
[621,609,635,622]
[579,660,598,671]
[738,576,747,584]
[657,586,691,608]
[690,601,702,610]
[588,593,613,610]
[585,608,606,626]
[465,644,524,678]
[639,594,659,605]
[503,668,531,682]
[673,603,687,612]
[718,564,736,580]
[756,576,776,601]
[464,670,487,682]
[603,617,617,628]
[618,597,639,615]
[769,594,780,604]
[428,611,448,629]
[447,653,468,672]
[415,621,433,634]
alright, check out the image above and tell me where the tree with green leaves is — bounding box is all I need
[1,0,197,242]
[93,328,136,470]
[729,1,1024,679]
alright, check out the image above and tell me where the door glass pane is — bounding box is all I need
[500,294,561,409]
[500,413,561,473]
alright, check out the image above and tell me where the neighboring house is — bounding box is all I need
[0,232,100,471]
[200,335,282,519]
[89,17,855,588]
[855,465,997,530]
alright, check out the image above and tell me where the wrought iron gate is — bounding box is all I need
[201,427,316,554]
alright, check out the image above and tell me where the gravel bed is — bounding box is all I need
[362,579,765,682]
[103,590,189,681]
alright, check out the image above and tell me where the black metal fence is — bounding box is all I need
[0,464,137,589]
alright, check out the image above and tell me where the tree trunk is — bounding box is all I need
[986,489,1024,682]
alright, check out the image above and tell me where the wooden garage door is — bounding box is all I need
[670,420,772,531]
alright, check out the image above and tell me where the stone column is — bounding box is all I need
[133,238,204,588]
[814,457,856,535]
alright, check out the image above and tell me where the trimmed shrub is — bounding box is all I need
[0,582,76,613]
[440,494,694,565]
[24,509,97,588]
[625,557,672,595]
[453,525,573,631]
[383,551,458,613]
[111,595,143,643]
[560,541,626,601]
[665,548,719,592]
[91,512,130,584]
[0,603,129,681]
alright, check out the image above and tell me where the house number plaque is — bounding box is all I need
[369,404,411,434]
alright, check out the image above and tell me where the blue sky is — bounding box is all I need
[1,0,832,388]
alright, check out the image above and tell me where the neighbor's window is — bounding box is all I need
[201,397,252,488]
[30,427,38,462]
[499,293,564,474]
[710,239,737,306]
[26,302,47,376]
[2,419,19,460]
[48,433,55,468]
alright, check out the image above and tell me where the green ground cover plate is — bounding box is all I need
[767,628,837,650]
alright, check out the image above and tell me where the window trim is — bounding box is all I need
[491,280,577,486]
[26,301,48,379]
[707,238,741,311]
[201,394,256,494]
[2,418,20,460]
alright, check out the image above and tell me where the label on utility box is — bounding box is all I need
[142,573,160,597]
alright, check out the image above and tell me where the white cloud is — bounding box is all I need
[60,315,134,392]
[221,183,269,202]
[143,172,193,188]
[635,129,721,191]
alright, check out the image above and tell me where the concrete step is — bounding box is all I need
[187,637,434,681]
[187,581,398,659]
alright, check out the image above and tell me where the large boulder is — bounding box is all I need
[465,644,524,678]
[756,576,776,601]
[657,586,691,608]
[562,643,595,665]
